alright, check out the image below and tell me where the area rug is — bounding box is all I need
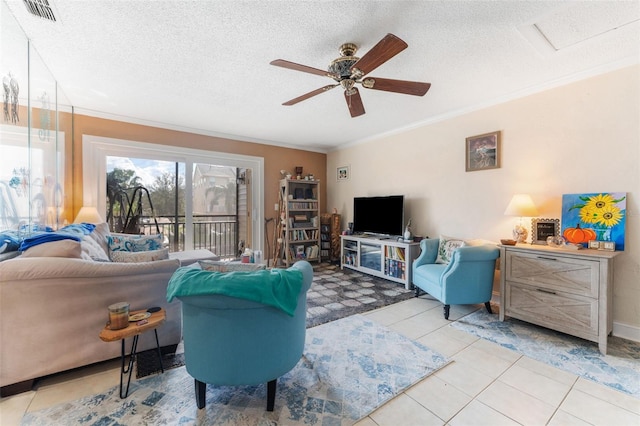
[23,314,449,425]
[306,262,414,328]
[451,308,640,398]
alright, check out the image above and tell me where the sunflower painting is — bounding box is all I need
[561,192,627,251]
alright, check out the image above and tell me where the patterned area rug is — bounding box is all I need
[22,315,449,425]
[451,307,640,398]
[306,262,414,328]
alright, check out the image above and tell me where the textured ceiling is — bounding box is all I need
[3,0,639,152]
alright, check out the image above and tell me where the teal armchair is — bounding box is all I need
[174,261,313,411]
[412,238,499,319]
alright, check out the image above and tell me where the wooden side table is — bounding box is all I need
[99,308,166,398]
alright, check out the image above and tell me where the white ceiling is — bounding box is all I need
[4,0,639,153]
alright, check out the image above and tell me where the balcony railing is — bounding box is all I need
[135,214,238,259]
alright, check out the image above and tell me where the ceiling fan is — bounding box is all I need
[270,33,431,118]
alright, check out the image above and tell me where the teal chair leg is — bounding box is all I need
[195,378,278,411]
[196,379,206,409]
[266,379,277,411]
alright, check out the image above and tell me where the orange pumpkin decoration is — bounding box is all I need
[563,224,597,244]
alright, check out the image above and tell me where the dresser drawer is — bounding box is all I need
[505,282,598,338]
[505,251,598,298]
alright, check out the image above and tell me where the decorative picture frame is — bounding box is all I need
[531,218,560,245]
[337,165,349,181]
[465,131,501,172]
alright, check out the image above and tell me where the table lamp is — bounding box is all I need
[74,206,104,224]
[504,194,538,243]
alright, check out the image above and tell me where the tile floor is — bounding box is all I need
[1,296,639,425]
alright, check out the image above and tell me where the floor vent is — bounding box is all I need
[23,0,56,21]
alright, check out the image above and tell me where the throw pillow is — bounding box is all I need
[87,222,111,255]
[107,233,164,252]
[199,260,267,272]
[110,248,169,263]
[81,237,111,261]
[59,223,96,236]
[20,239,83,258]
[0,231,22,253]
[435,235,466,264]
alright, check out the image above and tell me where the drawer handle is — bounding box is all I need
[536,288,557,295]
[537,256,557,261]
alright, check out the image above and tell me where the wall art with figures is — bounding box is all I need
[561,192,626,251]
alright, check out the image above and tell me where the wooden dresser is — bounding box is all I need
[499,244,619,354]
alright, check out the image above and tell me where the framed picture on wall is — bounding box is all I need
[465,131,501,172]
[337,165,349,181]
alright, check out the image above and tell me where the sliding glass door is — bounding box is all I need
[83,136,263,258]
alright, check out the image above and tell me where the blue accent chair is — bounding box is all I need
[177,261,313,411]
[412,239,499,319]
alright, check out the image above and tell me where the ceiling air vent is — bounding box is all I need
[23,0,56,21]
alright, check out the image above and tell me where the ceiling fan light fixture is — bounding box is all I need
[328,57,359,80]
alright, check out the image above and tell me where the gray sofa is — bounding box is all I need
[0,224,215,396]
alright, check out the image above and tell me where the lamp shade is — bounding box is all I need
[504,194,539,217]
[74,207,104,224]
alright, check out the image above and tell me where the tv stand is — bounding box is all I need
[341,235,420,289]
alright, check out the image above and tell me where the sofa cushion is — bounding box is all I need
[20,239,83,258]
[199,260,266,272]
[107,233,164,252]
[110,247,169,263]
[435,235,466,264]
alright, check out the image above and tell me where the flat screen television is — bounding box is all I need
[353,195,404,237]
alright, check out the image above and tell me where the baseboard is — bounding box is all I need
[612,321,640,342]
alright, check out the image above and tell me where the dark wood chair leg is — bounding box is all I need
[443,304,450,320]
[414,286,421,297]
[195,379,206,409]
[266,379,277,411]
[485,301,493,314]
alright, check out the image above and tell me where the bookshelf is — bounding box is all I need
[320,213,341,263]
[276,179,321,266]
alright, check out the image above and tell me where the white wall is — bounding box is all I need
[327,65,640,338]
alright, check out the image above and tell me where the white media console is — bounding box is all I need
[340,234,421,289]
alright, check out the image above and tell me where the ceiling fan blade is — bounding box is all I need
[361,77,431,96]
[282,84,338,106]
[270,59,338,79]
[350,33,408,76]
[344,87,365,117]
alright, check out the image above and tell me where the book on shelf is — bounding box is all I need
[385,246,405,261]
[305,244,319,259]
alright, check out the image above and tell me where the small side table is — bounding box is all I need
[99,308,166,398]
